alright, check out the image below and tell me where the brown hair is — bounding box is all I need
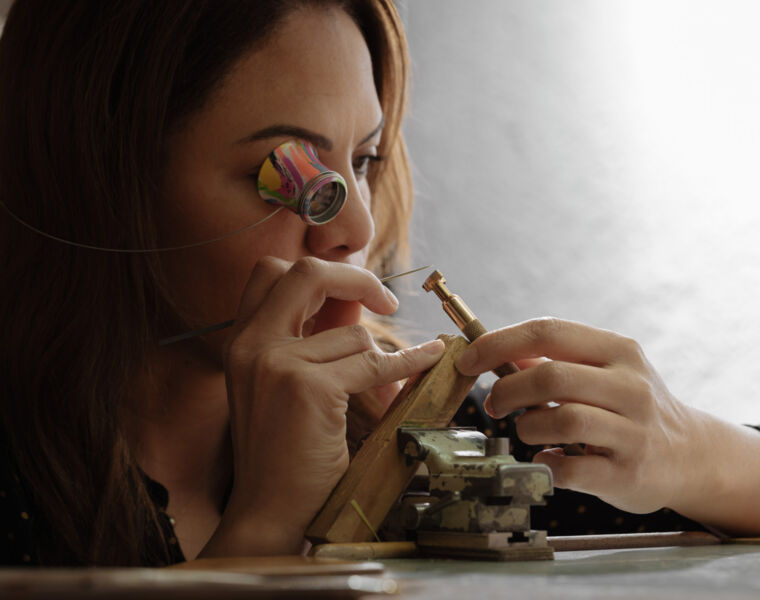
[0,0,411,566]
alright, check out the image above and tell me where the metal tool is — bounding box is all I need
[423,269,586,456]
[423,270,518,377]
[159,264,432,346]
[391,427,554,560]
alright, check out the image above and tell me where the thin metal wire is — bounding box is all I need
[0,198,284,253]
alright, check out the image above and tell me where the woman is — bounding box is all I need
[1,0,758,568]
[1,0,446,565]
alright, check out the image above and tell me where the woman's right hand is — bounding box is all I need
[201,256,445,556]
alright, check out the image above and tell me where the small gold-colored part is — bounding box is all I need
[423,269,519,377]
[422,270,476,329]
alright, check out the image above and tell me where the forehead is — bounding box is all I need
[208,6,381,139]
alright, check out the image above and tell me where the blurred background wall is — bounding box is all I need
[1,1,758,423]
[395,0,760,423]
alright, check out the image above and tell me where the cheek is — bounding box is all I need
[164,213,309,326]
[160,239,256,326]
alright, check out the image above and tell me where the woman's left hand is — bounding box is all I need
[455,317,700,514]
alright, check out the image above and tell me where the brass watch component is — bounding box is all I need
[423,270,518,376]
[423,270,586,457]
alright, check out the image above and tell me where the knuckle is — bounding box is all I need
[224,336,254,374]
[616,334,647,366]
[259,347,283,372]
[248,347,284,380]
[291,256,327,278]
[361,348,386,379]
[514,415,540,444]
[525,316,564,344]
[630,372,656,410]
[557,404,590,440]
[532,361,571,396]
[346,324,374,349]
[225,339,293,389]
[255,255,285,273]
[626,458,646,490]
[395,346,419,371]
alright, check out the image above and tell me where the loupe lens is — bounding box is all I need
[258,140,347,225]
[303,179,346,225]
[311,182,338,216]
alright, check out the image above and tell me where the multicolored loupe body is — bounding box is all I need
[257,140,347,225]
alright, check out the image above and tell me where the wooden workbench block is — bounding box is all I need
[306,334,477,544]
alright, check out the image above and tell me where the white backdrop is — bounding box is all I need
[395,0,760,424]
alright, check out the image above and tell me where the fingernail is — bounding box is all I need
[483,393,496,418]
[456,346,478,373]
[384,286,399,308]
[418,339,445,355]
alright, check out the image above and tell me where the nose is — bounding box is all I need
[305,167,374,262]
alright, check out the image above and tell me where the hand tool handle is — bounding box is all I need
[461,318,519,378]
[464,316,584,455]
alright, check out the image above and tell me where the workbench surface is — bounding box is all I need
[382,543,760,599]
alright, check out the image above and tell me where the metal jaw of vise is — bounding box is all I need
[387,427,554,560]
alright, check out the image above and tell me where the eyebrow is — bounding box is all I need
[235,116,385,151]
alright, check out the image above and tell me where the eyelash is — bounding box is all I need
[353,154,384,178]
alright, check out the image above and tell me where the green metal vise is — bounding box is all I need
[395,428,554,560]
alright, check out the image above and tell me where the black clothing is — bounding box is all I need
[0,444,185,566]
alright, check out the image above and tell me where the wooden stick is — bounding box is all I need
[547,531,722,552]
[311,542,418,560]
[305,335,477,544]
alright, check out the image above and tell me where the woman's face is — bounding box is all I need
[159,6,383,357]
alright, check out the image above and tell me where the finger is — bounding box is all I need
[282,324,377,364]
[532,448,617,494]
[513,357,548,370]
[327,339,445,394]
[487,360,637,418]
[514,403,638,453]
[311,298,362,335]
[482,395,553,417]
[456,317,644,376]
[373,381,402,409]
[236,256,291,322]
[253,257,397,337]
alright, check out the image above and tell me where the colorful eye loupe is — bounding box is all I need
[257,140,347,225]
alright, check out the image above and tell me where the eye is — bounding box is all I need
[353,154,384,178]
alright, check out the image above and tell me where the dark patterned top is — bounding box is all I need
[0,442,185,566]
[2,386,755,565]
